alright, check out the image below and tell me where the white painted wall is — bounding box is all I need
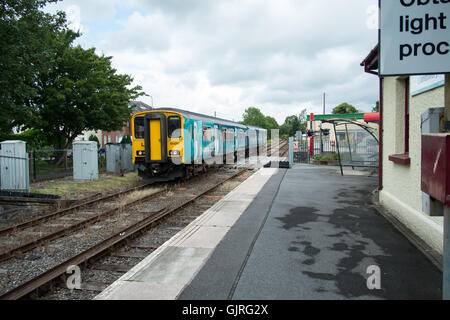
[380,76,445,254]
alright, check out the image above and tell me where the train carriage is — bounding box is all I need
[131,108,266,181]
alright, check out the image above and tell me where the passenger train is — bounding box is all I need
[131,108,267,181]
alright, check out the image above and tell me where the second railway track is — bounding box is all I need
[0,166,254,300]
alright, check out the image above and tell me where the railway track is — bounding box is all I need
[267,139,289,157]
[0,166,253,300]
[0,182,164,263]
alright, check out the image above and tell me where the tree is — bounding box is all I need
[121,134,132,144]
[264,116,279,139]
[0,0,68,135]
[30,43,145,150]
[298,109,307,133]
[372,101,379,113]
[280,115,300,137]
[242,107,267,128]
[88,134,100,148]
[332,103,359,114]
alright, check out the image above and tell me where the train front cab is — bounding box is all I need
[132,111,184,179]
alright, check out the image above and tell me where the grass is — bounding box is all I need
[30,171,143,199]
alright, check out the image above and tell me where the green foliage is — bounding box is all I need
[0,129,47,150]
[242,107,267,128]
[314,153,339,161]
[0,0,69,135]
[30,42,145,149]
[332,103,359,114]
[242,107,280,138]
[121,134,132,144]
[88,134,100,148]
[298,109,307,133]
[0,1,145,151]
[279,108,307,137]
[372,101,379,113]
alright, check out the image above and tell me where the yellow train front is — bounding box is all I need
[131,108,267,181]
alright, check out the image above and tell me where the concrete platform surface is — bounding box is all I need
[96,163,442,300]
[179,164,442,300]
[95,166,280,300]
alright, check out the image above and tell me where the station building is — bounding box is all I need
[306,113,379,145]
[361,44,449,258]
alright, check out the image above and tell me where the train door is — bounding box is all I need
[194,121,202,164]
[150,119,162,161]
[214,125,220,159]
[144,113,167,163]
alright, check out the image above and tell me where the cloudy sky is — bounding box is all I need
[45,0,379,125]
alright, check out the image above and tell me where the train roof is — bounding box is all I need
[145,107,266,131]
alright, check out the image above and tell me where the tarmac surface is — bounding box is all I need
[179,164,442,300]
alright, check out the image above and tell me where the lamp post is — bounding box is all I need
[148,95,154,108]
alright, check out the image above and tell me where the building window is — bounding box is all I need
[388,77,411,165]
[203,126,212,142]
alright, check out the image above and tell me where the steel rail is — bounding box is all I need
[0,182,154,237]
[0,168,248,300]
[0,188,167,262]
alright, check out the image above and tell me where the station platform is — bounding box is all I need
[95,163,442,300]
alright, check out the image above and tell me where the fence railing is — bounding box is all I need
[293,132,379,168]
[29,149,106,182]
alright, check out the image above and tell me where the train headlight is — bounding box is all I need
[136,150,146,156]
[169,150,180,156]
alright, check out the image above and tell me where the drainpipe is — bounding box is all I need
[378,76,383,191]
[363,64,383,191]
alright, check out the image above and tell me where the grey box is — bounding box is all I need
[0,140,29,191]
[421,107,444,134]
[73,141,98,181]
[106,143,134,175]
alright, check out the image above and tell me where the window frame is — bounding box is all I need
[167,115,182,140]
[134,117,145,140]
[388,77,411,165]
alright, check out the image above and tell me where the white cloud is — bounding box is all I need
[45,0,380,125]
[65,5,83,33]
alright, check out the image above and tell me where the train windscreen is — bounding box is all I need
[134,117,145,139]
[168,116,181,139]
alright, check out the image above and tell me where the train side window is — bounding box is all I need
[134,117,145,139]
[203,126,212,142]
[168,116,181,139]
[226,129,234,141]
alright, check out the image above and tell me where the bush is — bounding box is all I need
[315,153,339,161]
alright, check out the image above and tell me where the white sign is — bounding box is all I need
[410,74,445,95]
[380,0,450,76]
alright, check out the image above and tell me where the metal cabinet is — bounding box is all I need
[106,143,133,174]
[73,141,98,181]
[0,140,29,191]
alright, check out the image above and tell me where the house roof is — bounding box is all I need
[360,44,379,72]
[130,101,152,114]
